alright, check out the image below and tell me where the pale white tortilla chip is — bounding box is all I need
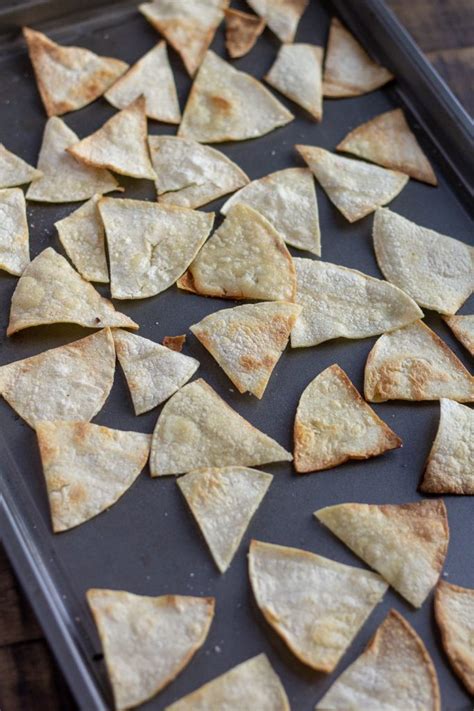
[249,540,388,672]
[315,499,449,607]
[265,44,323,121]
[443,314,474,356]
[0,188,29,276]
[0,144,42,188]
[0,330,115,429]
[246,0,308,42]
[296,145,408,222]
[150,378,292,476]
[87,589,215,711]
[435,580,474,696]
[224,9,265,59]
[98,197,214,299]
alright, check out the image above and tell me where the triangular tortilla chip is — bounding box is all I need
[323,17,393,97]
[98,197,214,299]
[26,117,119,203]
[190,301,301,398]
[55,195,108,283]
[337,109,437,185]
[246,0,308,42]
[435,580,474,696]
[265,43,323,121]
[315,499,449,607]
[294,364,402,473]
[443,314,474,356]
[150,379,292,476]
[113,329,199,415]
[364,320,474,403]
[316,609,440,710]
[0,330,115,428]
[68,97,156,180]
[7,248,137,336]
[0,188,29,276]
[23,26,128,117]
[221,168,320,255]
[224,9,265,59]
[249,539,387,672]
[36,421,151,532]
[149,135,249,209]
[296,145,408,222]
[177,467,272,572]
[87,589,215,710]
[373,208,473,315]
[291,258,423,347]
[419,399,473,495]
[178,50,294,143]
[0,144,42,188]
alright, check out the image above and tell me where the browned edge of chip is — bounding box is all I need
[434,580,474,696]
[163,335,186,352]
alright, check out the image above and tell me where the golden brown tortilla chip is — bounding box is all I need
[163,335,186,352]
[0,143,42,188]
[246,0,308,43]
[265,44,323,121]
[443,314,474,356]
[224,9,265,59]
[435,580,474,696]
[0,188,29,276]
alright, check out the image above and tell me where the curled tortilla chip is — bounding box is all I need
[249,539,387,672]
[0,144,42,188]
[87,589,215,710]
[246,0,308,43]
[443,314,474,356]
[163,335,186,352]
[0,188,29,276]
[224,9,265,59]
[265,44,323,121]
[435,580,474,695]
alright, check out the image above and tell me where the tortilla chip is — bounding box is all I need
[0,188,29,276]
[323,17,393,97]
[296,145,408,222]
[26,117,119,203]
[163,335,186,352]
[178,50,294,143]
[150,378,292,476]
[435,580,474,695]
[419,399,473,495]
[36,421,150,532]
[98,197,214,299]
[364,320,474,403]
[315,499,449,607]
[373,208,473,315]
[190,301,301,398]
[149,135,249,209]
[87,589,215,710]
[291,258,422,347]
[443,314,474,356]
[23,27,128,117]
[246,0,308,43]
[248,539,387,672]
[265,44,323,121]
[224,9,265,59]
[113,329,199,415]
[221,168,320,255]
[0,144,42,188]
[7,248,137,336]
[316,609,440,710]
[0,330,115,429]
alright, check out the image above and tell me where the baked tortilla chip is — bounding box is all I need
[0,330,115,429]
[265,44,323,121]
[113,329,199,415]
[37,421,150,532]
[7,248,137,336]
[315,499,449,607]
[0,144,42,188]
[149,135,249,209]
[224,9,265,59]
[150,379,292,476]
[443,314,474,356]
[163,335,186,352]
[178,50,294,143]
[364,320,474,403]
[249,539,387,672]
[0,188,29,276]
[435,580,474,695]
[316,609,440,710]
[296,145,408,222]
[87,589,214,711]
[98,197,214,299]
[23,26,128,117]
[246,0,308,43]
[373,208,473,315]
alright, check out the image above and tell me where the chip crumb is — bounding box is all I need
[163,335,186,352]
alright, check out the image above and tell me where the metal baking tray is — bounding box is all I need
[0,1,472,709]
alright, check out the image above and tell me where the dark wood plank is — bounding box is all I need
[427,46,474,115]
[388,0,474,52]
[0,547,41,647]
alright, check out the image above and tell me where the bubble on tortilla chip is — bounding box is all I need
[178,50,294,143]
[249,539,387,672]
[163,334,186,352]
[265,44,323,121]
[87,589,215,711]
[246,0,308,43]
[443,314,474,356]
[0,188,29,276]
[0,144,42,188]
[435,580,474,696]
[224,8,265,59]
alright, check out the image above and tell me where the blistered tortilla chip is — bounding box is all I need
[163,335,186,352]
[0,144,42,188]
[443,314,474,356]
[265,44,323,120]
[364,320,474,403]
[87,589,215,711]
[113,329,199,415]
[249,539,387,672]
[373,208,473,315]
[221,168,320,255]
[149,135,249,209]
[0,188,29,276]
[435,580,474,695]
[178,50,294,143]
[315,499,449,607]
[150,379,292,476]
[296,145,408,222]
[177,467,272,572]
[37,421,150,532]
[316,609,441,710]
[323,17,393,97]
[246,0,308,42]
[190,301,301,398]
[23,27,128,117]
[7,248,137,336]
[0,330,115,429]
[98,197,214,299]
[224,9,265,59]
